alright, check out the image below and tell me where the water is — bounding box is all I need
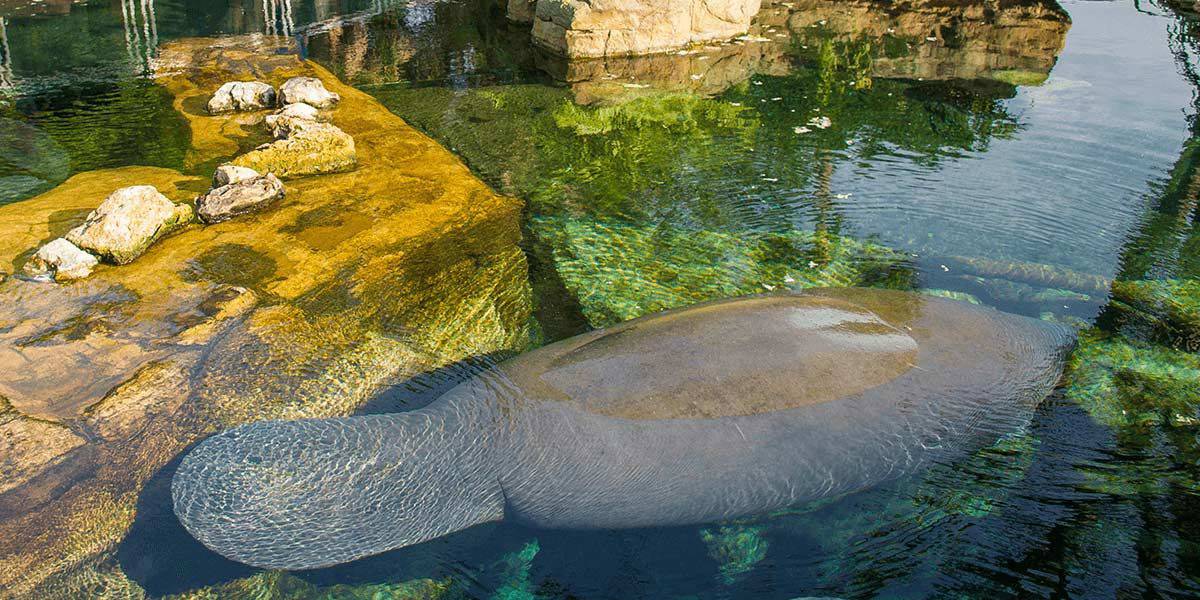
[0,0,1199,597]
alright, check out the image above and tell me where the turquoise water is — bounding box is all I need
[1,0,1199,597]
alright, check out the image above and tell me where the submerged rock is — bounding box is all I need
[232,119,357,178]
[278,76,340,108]
[212,164,260,187]
[196,173,286,224]
[207,81,277,113]
[64,185,194,265]
[0,398,86,496]
[21,238,98,282]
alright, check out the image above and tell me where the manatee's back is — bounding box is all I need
[494,288,1075,529]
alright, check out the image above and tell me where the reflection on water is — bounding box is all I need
[0,0,1198,597]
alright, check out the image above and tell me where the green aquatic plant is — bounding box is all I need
[490,540,540,600]
[1065,328,1200,428]
[1109,278,1200,349]
[699,525,770,584]
[531,216,913,326]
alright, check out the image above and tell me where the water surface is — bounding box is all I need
[1,0,1199,597]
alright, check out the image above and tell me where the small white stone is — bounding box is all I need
[278,77,340,108]
[213,165,260,188]
[22,238,99,282]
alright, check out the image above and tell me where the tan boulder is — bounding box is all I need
[196,173,286,223]
[278,76,341,108]
[207,80,276,113]
[65,185,194,265]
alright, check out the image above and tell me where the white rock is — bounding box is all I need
[65,186,194,265]
[278,77,340,108]
[207,81,277,114]
[213,165,260,188]
[22,238,99,282]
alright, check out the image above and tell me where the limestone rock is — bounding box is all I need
[278,77,340,108]
[196,174,286,223]
[207,81,277,113]
[264,102,323,128]
[232,120,357,178]
[531,0,762,57]
[65,186,194,265]
[21,238,99,282]
[212,165,260,187]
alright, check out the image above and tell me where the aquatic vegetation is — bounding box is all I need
[1109,278,1200,349]
[699,525,769,584]
[532,215,912,326]
[1064,327,1200,428]
[491,540,541,600]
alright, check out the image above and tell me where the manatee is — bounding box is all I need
[171,287,1074,570]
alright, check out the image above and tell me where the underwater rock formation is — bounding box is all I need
[529,0,763,58]
[0,36,533,597]
[173,288,1073,570]
[64,185,194,265]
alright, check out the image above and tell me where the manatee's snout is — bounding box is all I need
[172,413,504,570]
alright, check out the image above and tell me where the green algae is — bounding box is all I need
[919,288,982,304]
[533,216,912,326]
[182,243,280,290]
[1064,327,1200,428]
[1109,278,1200,349]
[491,540,540,600]
[699,525,769,584]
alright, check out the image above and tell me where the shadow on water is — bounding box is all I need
[117,448,256,596]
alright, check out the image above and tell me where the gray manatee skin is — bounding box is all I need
[171,288,1075,570]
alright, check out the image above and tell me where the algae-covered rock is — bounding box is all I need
[207,81,277,114]
[278,76,341,108]
[65,185,194,265]
[232,119,356,178]
[1109,278,1200,348]
[700,525,769,584]
[533,216,911,326]
[196,173,285,224]
[22,237,99,281]
[1064,328,1200,428]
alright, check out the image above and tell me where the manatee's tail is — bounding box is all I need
[171,413,504,570]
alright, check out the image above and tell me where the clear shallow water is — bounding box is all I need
[1,0,1199,598]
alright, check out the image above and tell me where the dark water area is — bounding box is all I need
[1,0,1200,597]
